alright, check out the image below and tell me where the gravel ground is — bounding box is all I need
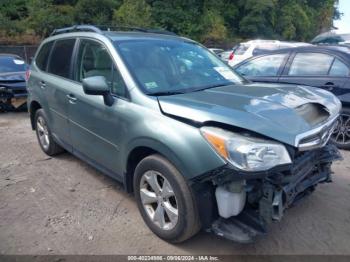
[0,112,350,255]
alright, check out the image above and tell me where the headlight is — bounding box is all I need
[201,126,291,172]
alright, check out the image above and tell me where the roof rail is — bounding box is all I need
[98,25,177,36]
[50,25,102,36]
[50,24,177,37]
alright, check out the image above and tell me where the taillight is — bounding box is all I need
[25,70,31,81]
[229,52,234,60]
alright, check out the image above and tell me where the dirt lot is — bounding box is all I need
[0,112,350,255]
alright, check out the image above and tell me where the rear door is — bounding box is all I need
[44,38,77,150]
[234,53,289,83]
[279,52,349,95]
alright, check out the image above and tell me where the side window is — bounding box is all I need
[288,53,333,76]
[235,54,286,76]
[48,39,76,78]
[75,39,127,97]
[329,59,349,76]
[35,41,53,71]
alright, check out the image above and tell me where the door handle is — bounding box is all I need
[39,81,46,89]
[322,82,337,91]
[67,94,77,103]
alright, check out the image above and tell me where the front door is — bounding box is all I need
[68,39,129,178]
[234,53,288,83]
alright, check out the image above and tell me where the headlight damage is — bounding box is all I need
[201,126,291,172]
[193,127,342,243]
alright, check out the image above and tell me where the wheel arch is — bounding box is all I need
[123,140,187,193]
[29,100,42,130]
[340,101,350,109]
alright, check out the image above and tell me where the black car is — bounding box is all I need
[233,46,350,149]
[0,54,28,112]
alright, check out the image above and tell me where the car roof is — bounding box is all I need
[42,30,194,45]
[104,31,193,42]
[267,45,350,56]
[40,25,198,48]
[243,40,280,44]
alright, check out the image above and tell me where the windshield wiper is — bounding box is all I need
[149,83,233,96]
[149,91,185,96]
[192,83,233,92]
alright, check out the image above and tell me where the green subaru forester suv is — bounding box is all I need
[27,25,342,243]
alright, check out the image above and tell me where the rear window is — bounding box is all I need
[48,39,76,78]
[288,53,334,76]
[234,44,250,55]
[0,56,26,73]
[36,41,54,71]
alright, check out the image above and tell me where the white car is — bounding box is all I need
[227,40,310,67]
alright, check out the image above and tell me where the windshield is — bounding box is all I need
[0,56,27,73]
[115,40,244,95]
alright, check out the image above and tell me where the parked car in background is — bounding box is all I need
[28,25,341,244]
[233,45,350,149]
[227,40,310,67]
[311,30,350,45]
[0,54,28,112]
[219,45,238,63]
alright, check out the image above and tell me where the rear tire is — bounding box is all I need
[331,107,350,150]
[35,109,64,156]
[134,154,201,243]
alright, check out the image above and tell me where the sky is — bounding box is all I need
[334,0,350,33]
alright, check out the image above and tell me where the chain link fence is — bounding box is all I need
[0,45,38,63]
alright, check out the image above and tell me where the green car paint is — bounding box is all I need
[27,31,341,181]
[27,28,342,243]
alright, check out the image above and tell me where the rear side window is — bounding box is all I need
[235,54,287,77]
[288,53,333,76]
[329,59,349,76]
[48,39,76,78]
[35,41,53,71]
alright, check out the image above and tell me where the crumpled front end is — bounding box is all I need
[191,144,342,243]
[0,81,27,111]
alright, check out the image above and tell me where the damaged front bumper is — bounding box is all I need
[191,144,342,243]
[0,85,27,111]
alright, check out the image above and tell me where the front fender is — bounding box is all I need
[122,115,226,180]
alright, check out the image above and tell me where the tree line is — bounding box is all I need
[0,0,340,46]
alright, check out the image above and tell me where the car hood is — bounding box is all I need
[0,72,25,82]
[157,83,341,147]
[0,72,26,90]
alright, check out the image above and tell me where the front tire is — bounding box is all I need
[331,107,350,150]
[35,109,64,156]
[134,154,201,243]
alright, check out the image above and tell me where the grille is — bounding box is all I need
[296,116,338,151]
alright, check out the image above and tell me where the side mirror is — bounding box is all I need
[82,76,114,106]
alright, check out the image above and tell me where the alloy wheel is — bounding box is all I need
[139,171,178,230]
[331,113,350,145]
[36,116,50,150]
